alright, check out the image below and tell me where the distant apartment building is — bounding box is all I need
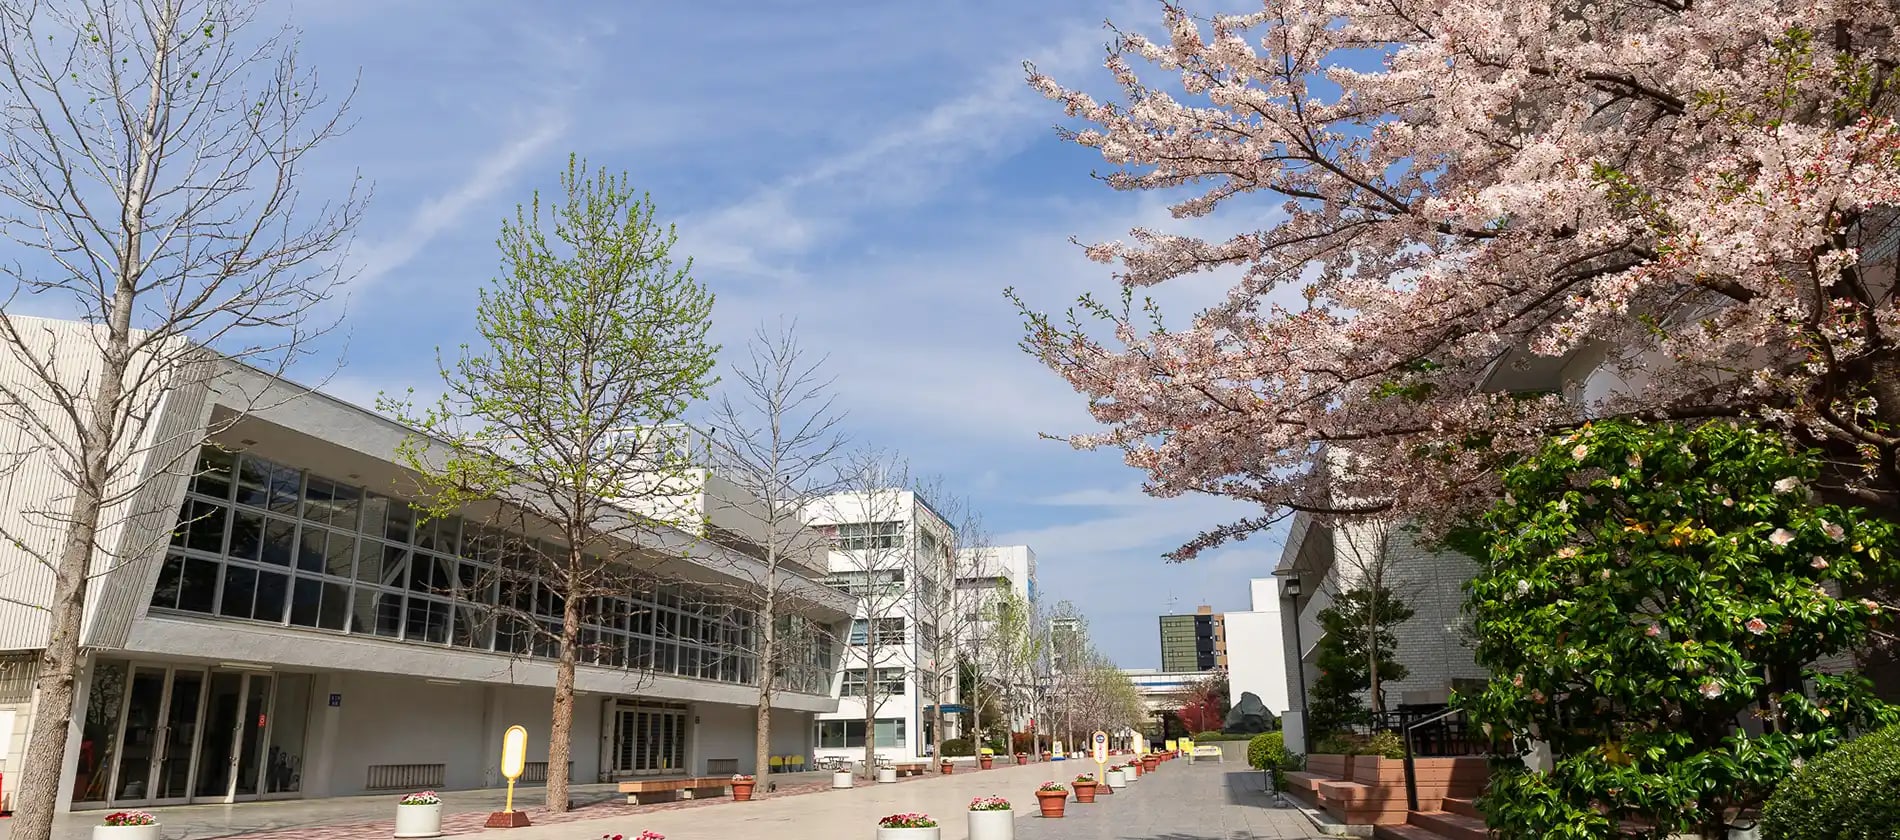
[806,490,954,762]
[954,546,1037,733]
[1157,606,1223,672]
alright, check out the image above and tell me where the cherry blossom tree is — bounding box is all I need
[1015,1,1900,558]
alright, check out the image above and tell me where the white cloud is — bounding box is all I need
[347,115,568,293]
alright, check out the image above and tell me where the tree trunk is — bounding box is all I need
[752,593,776,797]
[861,652,878,779]
[10,493,108,840]
[547,568,583,813]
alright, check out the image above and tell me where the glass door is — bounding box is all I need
[111,666,206,806]
[194,672,275,803]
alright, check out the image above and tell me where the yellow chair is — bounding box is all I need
[789,755,806,772]
[769,755,784,774]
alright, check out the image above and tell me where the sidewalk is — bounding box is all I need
[1012,761,1319,840]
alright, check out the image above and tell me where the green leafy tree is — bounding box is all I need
[1308,585,1414,739]
[1451,420,1900,840]
[382,156,716,812]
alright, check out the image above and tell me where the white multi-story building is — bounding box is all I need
[1221,579,1291,720]
[953,546,1037,735]
[0,316,853,813]
[806,490,954,763]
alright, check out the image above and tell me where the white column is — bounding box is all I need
[49,656,94,814]
[302,672,345,798]
[480,685,503,788]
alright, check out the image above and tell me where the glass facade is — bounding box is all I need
[816,717,906,748]
[153,447,807,689]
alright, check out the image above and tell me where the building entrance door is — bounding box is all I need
[195,671,274,802]
[110,666,206,807]
[611,704,688,775]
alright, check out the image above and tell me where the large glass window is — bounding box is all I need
[828,521,905,550]
[816,718,906,749]
[150,448,768,690]
[840,667,906,696]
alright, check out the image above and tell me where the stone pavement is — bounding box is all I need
[1013,762,1319,840]
[0,757,1319,840]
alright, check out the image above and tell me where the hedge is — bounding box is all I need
[1761,723,1900,840]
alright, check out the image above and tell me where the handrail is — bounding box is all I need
[1401,707,1466,813]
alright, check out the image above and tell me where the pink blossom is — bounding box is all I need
[1773,477,1801,494]
[1769,529,1795,546]
[1811,556,1829,570]
[1821,521,1846,542]
[1645,624,1661,638]
[1018,4,1900,558]
[1744,618,1767,635]
[1699,681,1722,700]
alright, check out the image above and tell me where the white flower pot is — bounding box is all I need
[878,767,898,783]
[93,825,160,840]
[967,809,1014,840]
[832,769,854,789]
[1105,769,1127,789]
[877,827,942,840]
[393,803,442,838]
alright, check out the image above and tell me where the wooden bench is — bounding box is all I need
[618,776,730,804]
[892,762,928,777]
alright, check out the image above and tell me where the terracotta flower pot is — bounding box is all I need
[941,761,955,775]
[1073,781,1097,803]
[1041,751,1051,761]
[732,780,756,801]
[1035,790,1067,818]
[1014,753,1027,765]
[1140,757,1158,773]
[979,755,994,770]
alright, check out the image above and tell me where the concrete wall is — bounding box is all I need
[326,673,489,793]
[1224,608,1289,715]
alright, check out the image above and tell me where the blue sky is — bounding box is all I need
[283,0,1287,667]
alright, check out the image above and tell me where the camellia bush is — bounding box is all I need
[1451,420,1899,840]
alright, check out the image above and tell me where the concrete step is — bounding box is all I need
[1442,797,1481,820]
[1373,823,1455,840]
[1408,809,1488,840]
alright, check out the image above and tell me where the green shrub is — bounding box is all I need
[1247,731,1302,791]
[1313,732,1364,755]
[1190,731,1256,742]
[939,737,974,757]
[1762,723,1900,840]
[1364,730,1406,759]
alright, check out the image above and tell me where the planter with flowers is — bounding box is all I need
[394,791,443,838]
[967,796,1013,840]
[731,773,757,801]
[94,811,159,840]
[1071,774,1098,803]
[1104,764,1128,789]
[1014,752,1027,765]
[1034,782,1068,818]
[978,750,994,770]
[939,758,954,775]
[877,812,940,840]
[833,768,854,789]
[1140,755,1158,773]
[600,833,665,840]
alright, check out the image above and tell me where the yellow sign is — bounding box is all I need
[1164,739,1177,753]
[501,725,528,780]
[500,725,528,813]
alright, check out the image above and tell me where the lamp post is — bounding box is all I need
[1274,571,1311,754]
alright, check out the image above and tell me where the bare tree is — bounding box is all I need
[703,320,847,795]
[1326,517,1415,717]
[0,2,360,837]
[815,449,918,778]
[972,573,1037,752]
[382,156,717,812]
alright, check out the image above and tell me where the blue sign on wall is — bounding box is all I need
[328,693,342,707]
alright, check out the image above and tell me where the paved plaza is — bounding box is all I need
[0,758,1319,840]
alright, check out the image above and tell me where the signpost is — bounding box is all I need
[485,725,532,828]
[1091,730,1108,782]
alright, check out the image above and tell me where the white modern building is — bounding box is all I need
[1221,579,1291,719]
[1271,510,1490,754]
[0,316,854,813]
[953,545,1037,736]
[806,490,954,763]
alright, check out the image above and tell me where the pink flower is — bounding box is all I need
[1744,618,1767,635]
[1769,528,1795,546]
[1571,444,1589,461]
[1810,556,1829,570]
[1821,521,1846,541]
[1645,624,1661,637]
[1774,477,1801,494]
[1699,681,1722,699]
